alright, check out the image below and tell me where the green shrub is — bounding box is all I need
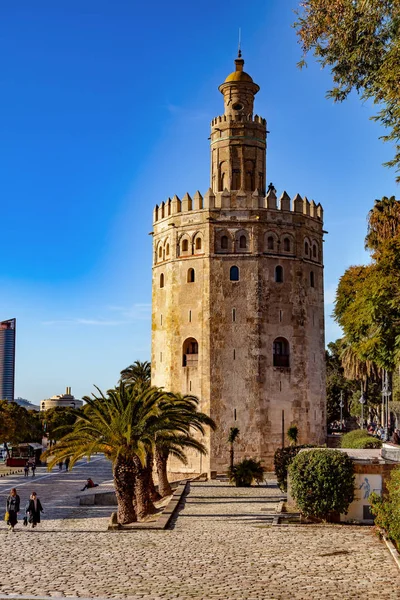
[228,458,265,487]
[370,467,400,549]
[289,449,355,520]
[341,430,382,449]
[274,445,315,492]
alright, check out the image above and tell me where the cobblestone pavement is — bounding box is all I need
[0,458,399,599]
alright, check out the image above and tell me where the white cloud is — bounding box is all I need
[42,303,152,327]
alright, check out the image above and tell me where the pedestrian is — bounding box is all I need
[24,461,29,477]
[58,460,63,471]
[81,478,98,491]
[5,488,20,532]
[31,461,36,477]
[65,457,70,471]
[26,492,43,528]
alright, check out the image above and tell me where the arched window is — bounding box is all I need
[221,235,229,250]
[230,266,239,281]
[312,244,317,259]
[273,337,290,368]
[275,266,283,283]
[267,236,274,250]
[166,244,170,256]
[304,241,309,256]
[195,238,202,250]
[182,239,189,252]
[187,268,195,283]
[158,247,162,259]
[310,271,315,288]
[283,238,290,252]
[160,273,165,288]
[239,235,247,249]
[182,337,199,367]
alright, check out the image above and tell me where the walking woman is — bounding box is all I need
[6,488,20,532]
[26,492,43,528]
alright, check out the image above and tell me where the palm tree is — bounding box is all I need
[287,425,298,446]
[120,360,151,390]
[228,427,240,470]
[42,384,166,524]
[154,393,216,497]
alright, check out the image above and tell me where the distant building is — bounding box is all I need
[0,318,16,401]
[13,397,40,411]
[40,387,83,411]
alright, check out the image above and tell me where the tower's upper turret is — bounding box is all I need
[218,51,260,118]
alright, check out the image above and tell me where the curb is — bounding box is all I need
[384,536,400,571]
[108,479,190,531]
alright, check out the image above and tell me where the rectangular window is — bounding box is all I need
[232,308,236,322]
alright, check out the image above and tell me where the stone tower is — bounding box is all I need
[151,54,326,474]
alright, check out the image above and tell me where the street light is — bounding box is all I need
[339,391,344,431]
[359,392,366,429]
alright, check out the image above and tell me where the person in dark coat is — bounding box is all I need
[6,488,20,531]
[26,492,43,528]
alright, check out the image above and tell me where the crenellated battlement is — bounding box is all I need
[153,188,323,223]
[211,114,266,127]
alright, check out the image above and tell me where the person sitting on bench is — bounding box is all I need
[81,478,99,491]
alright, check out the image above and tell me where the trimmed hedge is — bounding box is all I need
[341,429,382,449]
[289,449,355,520]
[370,467,400,549]
[274,445,315,492]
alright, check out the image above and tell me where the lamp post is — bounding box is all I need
[382,370,392,442]
[339,391,344,431]
[359,392,366,429]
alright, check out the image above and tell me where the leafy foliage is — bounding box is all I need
[370,467,400,548]
[228,458,265,487]
[42,406,79,441]
[295,2,400,181]
[340,429,382,449]
[0,401,42,444]
[120,360,151,390]
[289,449,355,520]
[333,197,400,374]
[274,444,315,492]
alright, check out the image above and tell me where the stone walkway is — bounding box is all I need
[0,457,399,599]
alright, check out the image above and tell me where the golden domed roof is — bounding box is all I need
[223,53,254,84]
[224,70,254,83]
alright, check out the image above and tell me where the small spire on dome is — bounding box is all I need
[238,27,242,58]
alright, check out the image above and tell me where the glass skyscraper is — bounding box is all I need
[0,319,16,401]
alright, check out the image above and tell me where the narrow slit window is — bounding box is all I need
[279,310,283,323]
[275,266,283,283]
[230,266,239,281]
[189,310,192,323]
[233,348,236,360]
[160,273,165,288]
[232,308,236,322]
[160,352,162,363]
[234,409,237,421]
[310,271,315,288]
[161,314,163,326]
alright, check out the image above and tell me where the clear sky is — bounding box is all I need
[1,1,397,404]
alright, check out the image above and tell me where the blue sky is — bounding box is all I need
[1,1,397,404]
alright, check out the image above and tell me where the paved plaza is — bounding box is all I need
[0,456,399,599]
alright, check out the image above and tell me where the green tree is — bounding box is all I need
[120,360,151,390]
[154,394,216,497]
[0,401,42,449]
[295,1,400,180]
[42,406,79,442]
[227,427,240,470]
[43,385,169,524]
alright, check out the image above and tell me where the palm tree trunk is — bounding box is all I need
[230,444,234,470]
[147,451,161,502]
[155,446,173,497]
[133,455,158,520]
[113,456,137,524]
